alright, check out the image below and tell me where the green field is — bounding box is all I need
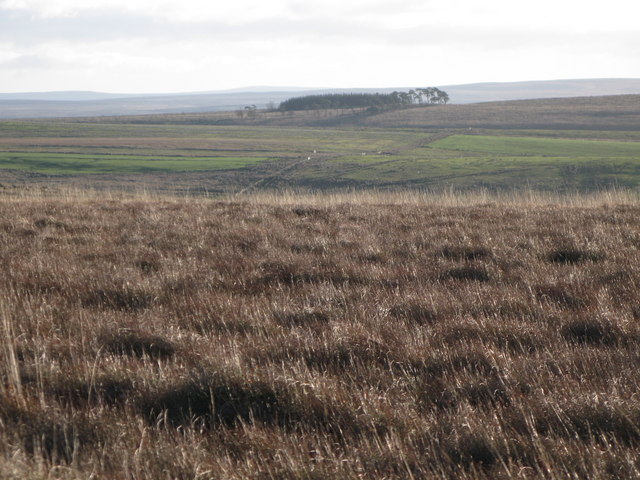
[1,117,639,191]
[0,122,421,153]
[298,133,640,190]
[0,152,268,174]
[432,135,640,157]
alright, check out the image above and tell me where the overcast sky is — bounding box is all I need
[1,0,639,93]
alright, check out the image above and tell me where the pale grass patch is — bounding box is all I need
[1,186,638,207]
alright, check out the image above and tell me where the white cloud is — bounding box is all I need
[0,0,292,21]
[0,0,638,92]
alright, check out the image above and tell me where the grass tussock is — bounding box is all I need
[274,310,331,328]
[46,374,134,406]
[99,329,177,359]
[388,303,439,326]
[438,245,492,261]
[548,247,603,264]
[440,266,491,282]
[446,433,498,468]
[82,288,155,312]
[561,318,620,346]
[0,399,97,463]
[1,190,640,478]
[139,372,364,437]
[140,374,287,428]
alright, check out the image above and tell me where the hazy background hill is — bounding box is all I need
[1,78,639,120]
[65,94,640,132]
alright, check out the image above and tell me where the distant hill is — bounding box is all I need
[0,79,639,120]
[442,78,640,104]
[0,91,132,101]
[65,94,640,132]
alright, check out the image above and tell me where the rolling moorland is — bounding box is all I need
[0,94,639,194]
[1,90,640,478]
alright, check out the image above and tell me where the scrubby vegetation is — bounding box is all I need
[2,189,640,479]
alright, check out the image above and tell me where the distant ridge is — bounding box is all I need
[0,87,316,101]
[0,91,138,101]
[0,78,639,119]
[442,78,640,104]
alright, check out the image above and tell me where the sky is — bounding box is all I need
[0,0,639,93]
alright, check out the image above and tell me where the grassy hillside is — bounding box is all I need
[0,95,639,192]
[359,95,640,130]
[294,133,640,191]
[433,135,640,156]
[2,190,640,479]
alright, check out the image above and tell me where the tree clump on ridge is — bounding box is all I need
[278,87,449,112]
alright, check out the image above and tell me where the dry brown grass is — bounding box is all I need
[359,94,640,130]
[2,189,640,479]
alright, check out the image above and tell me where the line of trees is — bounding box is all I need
[278,88,449,112]
[398,87,450,105]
